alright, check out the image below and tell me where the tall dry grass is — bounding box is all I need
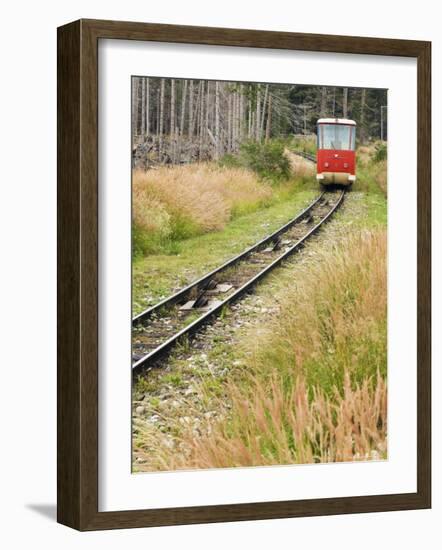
[134,229,388,471]
[284,148,316,178]
[356,143,387,196]
[133,164,272,254]
[167,373,387,469]
[372,159,387,196]
[356,145,373,166]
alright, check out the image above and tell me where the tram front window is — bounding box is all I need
[318,124,355,151]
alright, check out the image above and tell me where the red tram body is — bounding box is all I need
[316,118,357,186]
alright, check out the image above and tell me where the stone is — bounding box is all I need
[179,300,196,311]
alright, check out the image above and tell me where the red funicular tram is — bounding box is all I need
[316,118,356,186]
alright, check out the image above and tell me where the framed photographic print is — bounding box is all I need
[57,19,431,530]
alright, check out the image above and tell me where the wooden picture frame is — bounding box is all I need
[57,18,431,531]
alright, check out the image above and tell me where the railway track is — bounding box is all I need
[132,185,345,374]
[292,151,316,163]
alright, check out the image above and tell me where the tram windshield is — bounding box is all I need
[318,124,356,150]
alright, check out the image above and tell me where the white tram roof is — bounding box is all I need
[317,118,357,126]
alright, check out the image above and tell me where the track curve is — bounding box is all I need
[132,187,345,373]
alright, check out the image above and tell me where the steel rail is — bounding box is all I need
[132,189,345,373]
[133,150,318,326]
[133,191,324,326]
[294,151,316,163]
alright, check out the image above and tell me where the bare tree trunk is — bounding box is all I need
[137,77,143,137]
[169,79,175,162]
[132,77,138,138]
[175,80,188,163]
[205,81,210,154]
[175,80,187,164]
[155,87,159,137]
[170,79,175,137]
[233,90,240,151]
[179,80,188,135]
[265,93,272,141]
[231,91,236,149]
[255,84,261,141]
[303,104,307,135]
[260,85,269,138]
[227,92,232,152]
[140,78,145,137]
[360,88,366,143]
[188,80,194,137]
[215,81,220,159]
[248,97,252,138]
[239,85,244,142]
[191,81,202,138]
[199,81,205,159]
[343,87,348,118]
[159,78,165,159]
[320,86,327,117]
[145,78,150,136]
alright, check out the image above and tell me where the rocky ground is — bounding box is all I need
[132,191,381,471]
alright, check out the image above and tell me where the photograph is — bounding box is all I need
[131,77,388,472]
[0,0,435,540]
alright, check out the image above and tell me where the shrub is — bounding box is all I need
[221,140,291,183]
[373,141,387,162]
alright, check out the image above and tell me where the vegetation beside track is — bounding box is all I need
[354,141,387,197]
[133,178,388,470]
[132,142,316,313]
[130,75,389,472]
[193,230,387,468]
[132,140,386,314]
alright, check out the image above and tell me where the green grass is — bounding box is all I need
[132,175,389,470]
[133,225,388,470]
[132,188,317,313]
[162,373,185,388]
[197,187,388,399]
[287,135,317,156]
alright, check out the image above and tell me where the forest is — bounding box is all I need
[132,77,387,168]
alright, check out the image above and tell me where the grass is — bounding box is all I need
[354,141,387,197]
[133,140,320,258]
[219,139,292,183]
[134,225,388,470]
[370,160,387,196]
[173,372,387,468]
[132,187,317,313]
[132,141,388,471]
[208,230,388,467]
[133,163,273,256]
[248,230,387,392]
[132,143,319,313]
[284,148,316,178]
[288,135,317,156]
